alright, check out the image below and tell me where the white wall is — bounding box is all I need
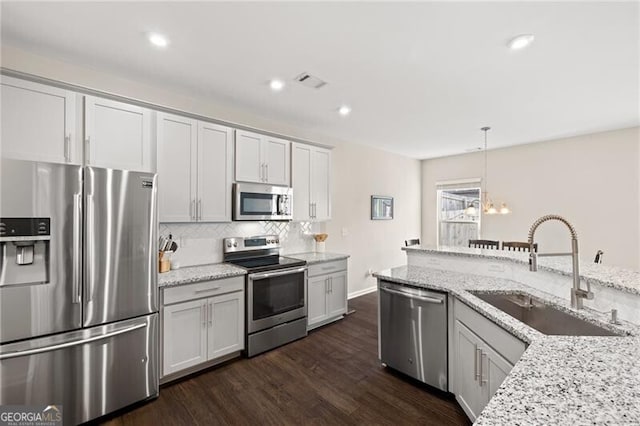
[325,142,421,296]
[1,45,421,294]
[422,127,640,271]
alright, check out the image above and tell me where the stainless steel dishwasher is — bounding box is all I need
[379,280,448,391]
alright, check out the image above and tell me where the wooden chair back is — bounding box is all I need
[468,239,499,249]
[502,241,538,252]
[405,238,421,247]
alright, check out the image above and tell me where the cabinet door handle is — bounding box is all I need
[85,136,91,164]
[265,164,269,182]
[202,304,207,327]
[191,199,196,220]
[208,302,213,326]
[64,134,71,162]
[480,351,488,385]
[474,346,481,380]
[195,287,221,294]
[198,199,202,220]
[309,203,313,219]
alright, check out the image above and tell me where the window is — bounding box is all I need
[436,185,481,248]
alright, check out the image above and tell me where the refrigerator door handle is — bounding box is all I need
[86,193,95,302]
[0,322,147,360]
[72,193,82,304]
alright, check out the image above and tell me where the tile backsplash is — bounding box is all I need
[159,221,326,268]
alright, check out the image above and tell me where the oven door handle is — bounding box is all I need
[249,267,307,281]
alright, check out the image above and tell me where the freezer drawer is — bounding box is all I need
[379,281,448,391]
[0,313,158,425]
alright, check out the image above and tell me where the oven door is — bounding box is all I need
[247,267,307,333]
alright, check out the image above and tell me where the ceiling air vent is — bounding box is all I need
[295,72,327,89]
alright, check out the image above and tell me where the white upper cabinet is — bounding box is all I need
[292,143,331,221]
[292,144,312,220]
[157,112,232,223]
[263,136,290,186]
[311,147,331,221]
[157,113,197,222]
[197,122,233,222]
[1,76,79,164]
[235,130,262,183]
[235,130,290,185]
[84,95,154,172]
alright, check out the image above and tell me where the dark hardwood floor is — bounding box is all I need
[101,293,470,425]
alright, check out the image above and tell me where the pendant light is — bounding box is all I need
[479,127,510,215]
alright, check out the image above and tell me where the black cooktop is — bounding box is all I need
[227,255,306,273]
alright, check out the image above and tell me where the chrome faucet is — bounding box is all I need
[528,214,594,309]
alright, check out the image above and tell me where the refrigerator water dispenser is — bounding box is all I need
[0,218,50,286]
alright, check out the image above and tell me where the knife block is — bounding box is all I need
[159,252,170,273]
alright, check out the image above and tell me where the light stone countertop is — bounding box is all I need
[158,263,246,288]
[404,245,640,296]
[286,251,350,265]
[158,252,349,288]
[374,265,640,425]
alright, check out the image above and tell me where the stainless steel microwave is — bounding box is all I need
[232,183,293,221]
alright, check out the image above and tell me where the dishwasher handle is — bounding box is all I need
[380,286,444,304]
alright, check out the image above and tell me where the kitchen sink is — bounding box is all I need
[469,291,624,336]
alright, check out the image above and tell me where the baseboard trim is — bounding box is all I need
[348,285,377,300]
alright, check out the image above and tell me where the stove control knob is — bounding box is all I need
[275,238,279,243]
[233,242,238,248]
[226,242,232,248]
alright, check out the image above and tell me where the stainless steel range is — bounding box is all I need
[223,235,307,357]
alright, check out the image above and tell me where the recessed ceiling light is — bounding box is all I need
[269,79,285,92]
[148,33,169,48]
[338,105,351,116]
[507,34,535,50]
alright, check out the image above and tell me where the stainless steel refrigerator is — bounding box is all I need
[0,159,159,425]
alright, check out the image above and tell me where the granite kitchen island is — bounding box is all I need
[375,247,640,425]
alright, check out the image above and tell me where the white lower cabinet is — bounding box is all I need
[163,299,208,374]
[162,277,244,378]
[451,298,526,421]
[307,259,348,330]
[207,291,244,359]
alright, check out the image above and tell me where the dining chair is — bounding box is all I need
[468,239,499,249]
[502,241,538,252]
